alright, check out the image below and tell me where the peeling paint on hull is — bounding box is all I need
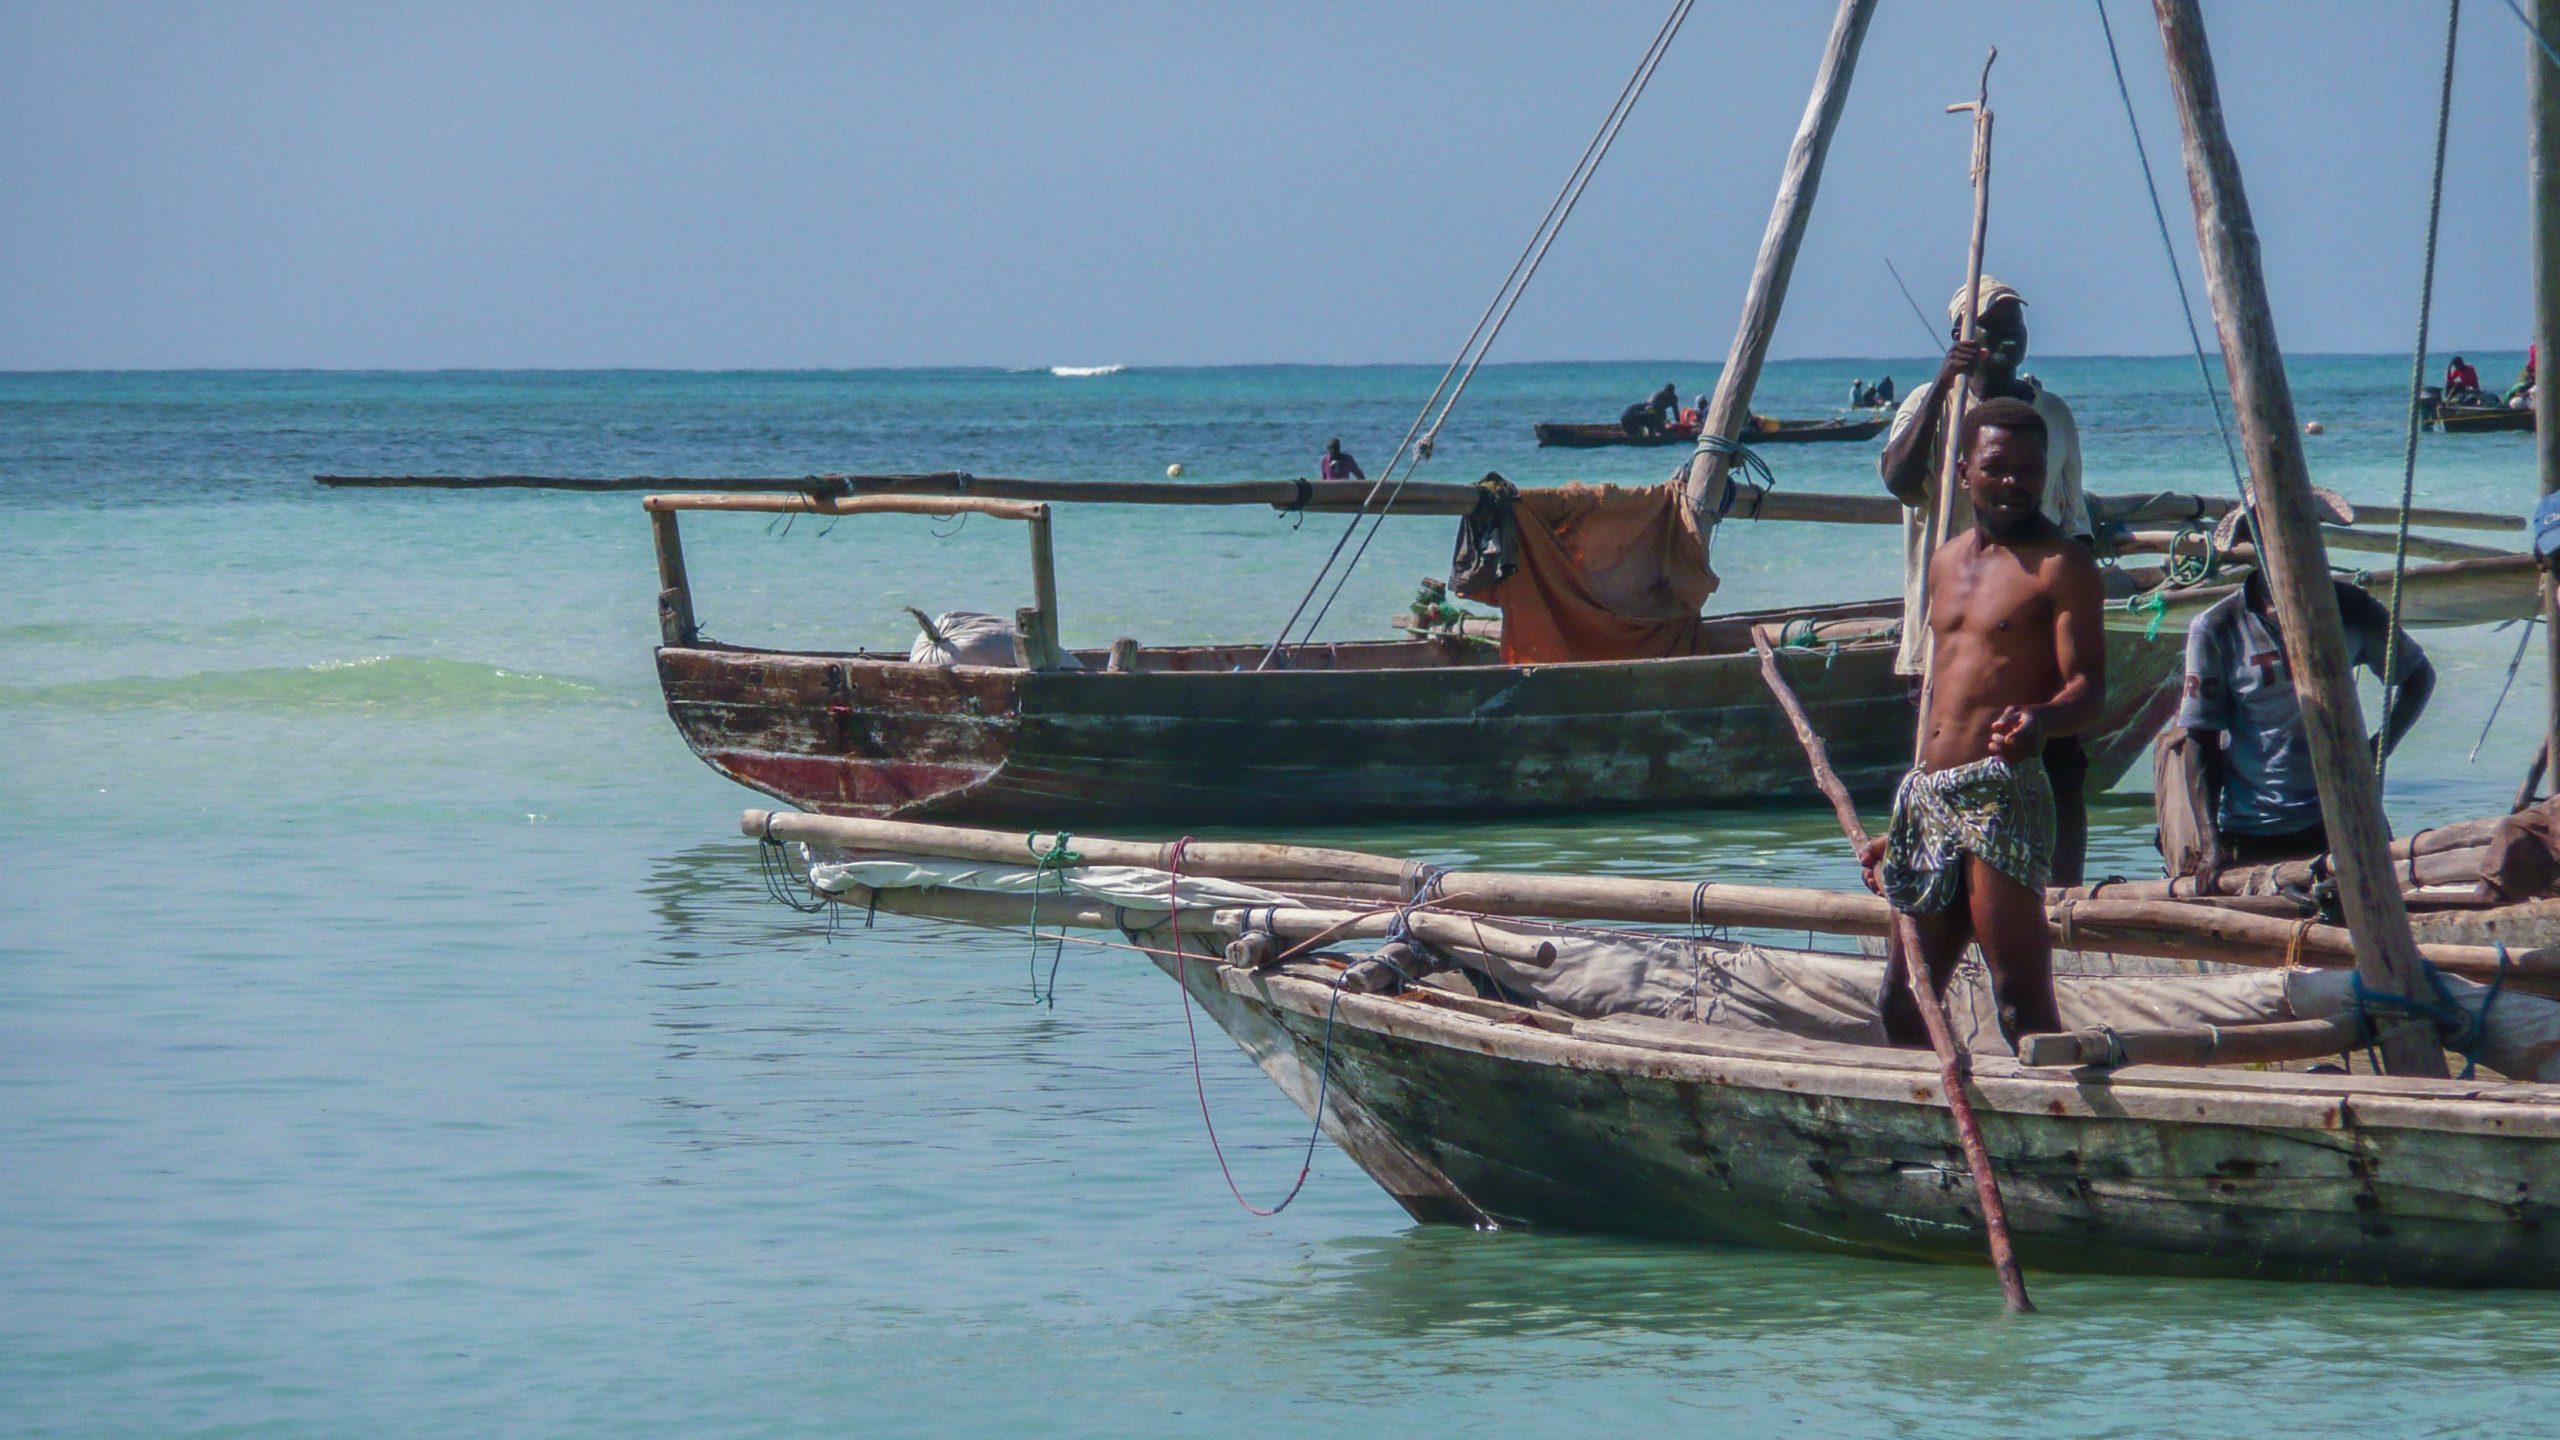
[659,610,2185,825]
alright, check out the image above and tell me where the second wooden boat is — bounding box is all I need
[651,494,2184,824]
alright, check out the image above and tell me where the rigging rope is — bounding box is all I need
[1258,0,1697,668]
[2094,0,2249,502]
[2502,0,2560,69]
[1883,256,1944,350]
[1165,837,1344,1217]
[2379,0,2463,791]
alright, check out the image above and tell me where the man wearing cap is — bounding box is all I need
[2178,510,2435,886]
[1880,277,2096,884]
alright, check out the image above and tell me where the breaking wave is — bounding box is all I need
[1048,364,1126,378]
[0,655,613,714]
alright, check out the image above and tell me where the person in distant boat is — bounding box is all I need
[2178,511,2434,888]
[1319,437,1365,482]
[1850,377,1871,408]
[1879,276,2094,885]
[1872,374,1896,406]
[1621,382,1681,437]
[2510,344,2539,409]
[2444,355,2485,405]
[1859,397,2100,1052]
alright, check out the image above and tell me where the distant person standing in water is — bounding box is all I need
[1879,276,2094,885]
[1319,438,1364,482]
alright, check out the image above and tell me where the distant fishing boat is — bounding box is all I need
[2425,398,2535,433]
[1533,414,1888,448]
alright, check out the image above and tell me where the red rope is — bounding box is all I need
[1168,836,1319,1217]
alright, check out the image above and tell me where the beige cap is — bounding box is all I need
[1948,274,2025,325]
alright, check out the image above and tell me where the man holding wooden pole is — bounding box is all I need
[1880,277,2097,885]
[1861,397,2106,1051]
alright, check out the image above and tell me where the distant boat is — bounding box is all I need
[2427,400,2535,434]
[1534,414,1889,448]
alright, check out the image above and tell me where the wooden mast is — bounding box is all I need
[2535,0,2560,798]
[1680,0,1878,521]
[2152,0,2448,1076]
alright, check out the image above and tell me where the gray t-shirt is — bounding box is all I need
[2175,583,2425,835]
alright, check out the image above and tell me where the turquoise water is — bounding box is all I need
[7,359,2558,1437]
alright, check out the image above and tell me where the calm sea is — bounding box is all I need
[6,358,2557,1438]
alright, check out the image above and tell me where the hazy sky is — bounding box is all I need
[0,1,2540,368]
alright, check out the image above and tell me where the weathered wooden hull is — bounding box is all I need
[2429,402,2535,433]
[1533,416,1889,448]
[1169,954,2560,1286]
[659,606,2185,825]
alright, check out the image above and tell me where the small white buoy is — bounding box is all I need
[1167,463,1185,478]
[2303,420,2326,435]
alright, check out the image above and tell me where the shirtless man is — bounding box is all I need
[1859,396,2105,1051]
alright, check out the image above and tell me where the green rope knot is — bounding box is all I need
[2126,589,2170,642]
[1025,832,1083,1006]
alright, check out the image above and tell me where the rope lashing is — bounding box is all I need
[2350,946,2507,1081]
[1025,831,1084,1007]
[1165,835,1343,1217]
[1259,0,1697,665]
[756,814,834,915]
[2126,589,2171,642]
[1280,477,1313,530]
[2378,0,2463,791]
[1697,433,1777,517]
[1400,861,1449,904]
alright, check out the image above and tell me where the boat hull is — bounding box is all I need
[1173,956,2560,1286]
[2429,402,2536,433]
[659,612,2185,824]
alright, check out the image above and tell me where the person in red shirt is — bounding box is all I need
[2445,355,2483,403]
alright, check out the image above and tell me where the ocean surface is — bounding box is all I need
[6,357,2557,1437]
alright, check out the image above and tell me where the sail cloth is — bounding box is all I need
[1476,478,1716,665]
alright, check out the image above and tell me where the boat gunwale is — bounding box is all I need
[1223,958,2560,1139]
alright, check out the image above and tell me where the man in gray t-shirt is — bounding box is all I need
[2176,562,2434,882]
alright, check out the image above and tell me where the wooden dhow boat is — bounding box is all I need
[1534,414,1888,447]
[742,806,2560,1287]
[647,489,2188,824]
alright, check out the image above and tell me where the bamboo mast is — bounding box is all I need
[2535,0,2560,799]
[2152,0,2448,1076]
[1680,0,1878,521]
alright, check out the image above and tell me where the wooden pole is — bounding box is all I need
[649,509,697,646]
[1922,50,1999,668]
[1747,625,2033,1312]
[2534,0,2560,801]
[2153,0,2447,1075]
[744,807,2556,986]
[1750,628,1872,845]
[1681,0,1878,521]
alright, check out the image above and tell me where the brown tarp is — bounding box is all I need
[1488,481,1714,664]
[2481,795,2560,903]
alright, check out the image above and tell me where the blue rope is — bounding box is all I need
[2350,946,2509,1080]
